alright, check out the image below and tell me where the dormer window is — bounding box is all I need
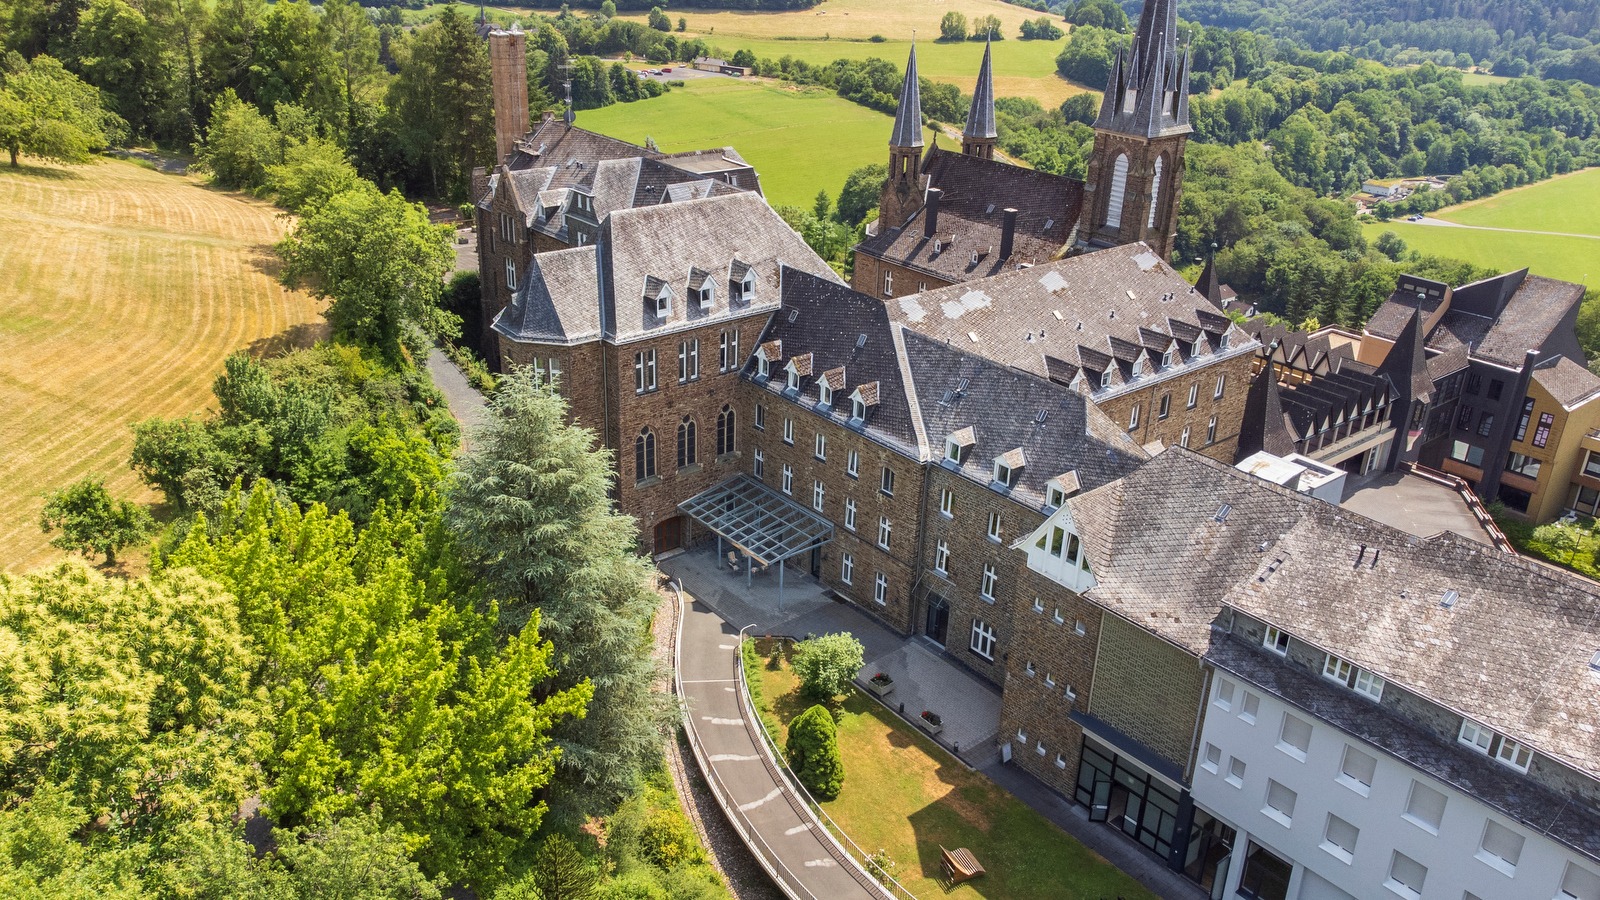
[852,395,866,419]
[944,427,974,464]
[946,439,962,462]
[849,381,879,422]
[1162,346,1175,369]
[757,354,769,377]
[819,382,833,407]
[741,271,756,300]
[993,449,1024,487]
[1191,338,1203,357]
[1220,333,1230,350]
[697,284,713,309]
[645,277,673,318]
[1045,473,1078,508]
[1047,484,1065,507]
[786,366,799,390]
[1100,369,1113,389]
[656,291,670,317]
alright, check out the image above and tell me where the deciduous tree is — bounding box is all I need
[791,632,865,702]
[38,478,151,564]
[0,55,118,168]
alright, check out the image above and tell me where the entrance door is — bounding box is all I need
[810,545,821,578]
[1087,774,1112,822]
[925,594,949,645]
[652,516,684,554]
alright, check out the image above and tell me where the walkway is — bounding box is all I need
[675,586,889,900]
[425,348,490,449]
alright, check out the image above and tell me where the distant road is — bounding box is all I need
[1410,215,1600,241]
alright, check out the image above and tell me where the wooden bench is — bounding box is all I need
[940,846,985,884]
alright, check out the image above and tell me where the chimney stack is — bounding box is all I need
[488,27,530,164]
[924,188,943,239]
[1000,207,1018,260]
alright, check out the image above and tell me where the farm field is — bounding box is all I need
[579,76,933,208]
[1432,167,1600,235]
[0,157,325,571]
[1362,220,1599,286]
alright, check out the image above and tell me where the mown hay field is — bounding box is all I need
[1433,167,1600,236]
[0,157,325,571]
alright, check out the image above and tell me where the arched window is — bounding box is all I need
[716,405,736,456]
[677,416,697,469]
[1105,153,1129,229]
[635,428,656,480]
[1147,156,1165,230]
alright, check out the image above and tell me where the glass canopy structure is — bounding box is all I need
[678,475,835,600]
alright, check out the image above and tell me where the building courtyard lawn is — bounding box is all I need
[744,639,1155,900]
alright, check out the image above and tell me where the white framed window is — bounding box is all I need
[1324,653,1385,701]
[505,257,518,290]
[1046,483,1065,507]
[1226,757,1245,788]
[851,394,867,420]
[678,338,699,383]
[1128,403,1140,430]
[1055,752,1068,769]
[993,459,1014,486]
[1403,781,1446,834]
[1162,347,1175,368]
[696,284,713,309]
[969,619,995,660]
[1033,596,1045,613]
[1459,719,1494,754]
[1214,678,1236,711]
[878,516,892,549]
[1560,862,1600,900]
[1494,736,1532,772]
[840,552,853,585]
[1187,382,1199,409]
[846,449,859,478]
[782,417,794,445]
[940,487,954,517]
[1239,691,1259,723]
[874,572,887,605]
[980,563,997,602]
[945,437,962,463]
[1073,619,1086,636]
[1179,425,1191,448]
[634,349,658,394]
[754,403,766,430]
[1263,626,1289,655]
[739,272,756,302]
[1053,607,1065,625]
[1214,373,1227,399]
[1043,672,1055,687]
[1191,338,1203,358]
[882,269,893,297]
[880,466,895,496]
[1100,368,1113,389]
[1024,661,1035,677]
[1158,392,1171,419]
[654,287,671,318]
[1321,814,1358,864]
[819,381,833,407]
[986,511,1001,541]
[1263,779,1296,827]
[1206,415,1218,444]
[1277,713,1312,761]
[779,463,793,495]
[844,498,856,531]
[757,352,770,378]
[812,479,825,512]
[719,328,740,373]
[785,365,799,391]
[934,540,949,574]
[1458,720,1532,772]
[814,432,827,460]
[1385,851,1427,900]
[1337,745,1376,796]
[1476,820,1524,876]
[1202,743,1221,773]
[753,448,764,479]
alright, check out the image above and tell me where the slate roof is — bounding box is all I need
[1193,256,1236,308]
[856,147,1083,282]
[1533,356,1600,409]
[1245,323,1358,376]
[1463,272,1584,368]
[963,36,996,141]
[900,330,1147,510]
[882,243,1254,396]
[1094,0,1190,140]
[890,44,924,149]
[748,270,928,459]
[1366,270,1585,371]
[1066,448,1600,782]
[494,192,837,345]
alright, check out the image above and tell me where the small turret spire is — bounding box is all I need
[962,32,997,158]
[890,41,923,149]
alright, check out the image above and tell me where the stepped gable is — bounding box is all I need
[881,242,1248,386]
[1067,447,1600,782]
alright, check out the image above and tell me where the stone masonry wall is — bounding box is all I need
[1097,350,1255,464]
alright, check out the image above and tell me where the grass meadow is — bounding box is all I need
[0,157,325,571]
[1432,167,1600,235]
[579,77,934,208]
[746,639,1156,900]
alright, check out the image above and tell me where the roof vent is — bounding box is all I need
[1213,503,1232,523]
[1035,409,1049,425]
[1441,589,1459,609]
[787,309,799,323]
[856,333,868,349]
[1590,650,1600,673]
[1257,540,1270,552]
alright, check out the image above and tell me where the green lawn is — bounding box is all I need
[744,639,1156,900]
[1363,221,1600,286]
[1434,168,1600,236]
[579,77,933,209]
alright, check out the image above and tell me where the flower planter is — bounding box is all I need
[919,712,943,735]
[868,675,894,698]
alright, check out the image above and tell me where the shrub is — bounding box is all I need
[791,632,865,701]
[786,704,844,800]
[39,478,152,564]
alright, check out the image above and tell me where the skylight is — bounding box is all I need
[1214,503,1233,523]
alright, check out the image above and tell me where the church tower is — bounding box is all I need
[879,43,925,231]
[962,35,996,160]
[487,24,530,164]
[1081,0,1191,259]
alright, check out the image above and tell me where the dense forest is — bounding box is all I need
[1165,0,1600,85]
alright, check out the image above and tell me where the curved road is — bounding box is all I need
[676,591,889,900]
[1411,215,1600,241]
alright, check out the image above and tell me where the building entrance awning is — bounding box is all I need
[679,474,834,568]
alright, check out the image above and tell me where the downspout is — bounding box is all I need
[1186,659,1212,783]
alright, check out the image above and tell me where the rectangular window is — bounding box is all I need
[1226,757,1245,788]
[754,403,766,430]
[840,553,853,585]
[987,511,1001,541]
[719,328,740,373]
[844,498,856,531]
[1477,820,1524,875]
[1201,743,1221,773]
[1477,411,1494,437]
[1186,382,1198,409]
[934,540,949,574]
[1263,779,1296,826]
[1487,378,1504,401]
[846,449,859,478]
[1403,781,1447,833]
[1560,863,1600,900]
[1534,412,1555,448]
[1506,451,1542,479]
[874,572,887,605]
[969,619,995,660]
[1322,814,1359,864]
[505,257,518,290]
[1451,440,1486,466]
[1460,719,1494,754]
[880,466,895,496]
[1128,403,1140,430]
[783,418,794,445]
[1494,736,1532,772]
[753,448,764,479]
[1240,691,1260,723]
[814,432,826,460]
[1514,397,1535,442]
[1214,678,1235,711]
[1158,392,1171,419]
[1214,374,1227,399]
[1263,626,1289,655]
[1586,450,1600,479]
[1277,714,1312,761]
[678,339,699,383]
[1466,372,1482,394]
[1386,851,1427,900]
[1457,403,1475,431]
[1323,654,1385,701]
[980,563,997,601]
[1206,415,1218,444]
[780,464,792,495]
[1179,426,1190,448]
[939,487,954,517]
[812,479,825,512]
[878,517,892,549]
[1338,745,1377,796]
[634,349,657,394]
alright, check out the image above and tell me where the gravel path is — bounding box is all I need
[651,579,786,900]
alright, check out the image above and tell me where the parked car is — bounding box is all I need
[1408,214,1424,221]
[662,67,672,73]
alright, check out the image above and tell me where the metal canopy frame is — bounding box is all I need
[679,475,835,568]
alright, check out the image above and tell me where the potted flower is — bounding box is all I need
[919,710,943,735]
[868,672,894,697]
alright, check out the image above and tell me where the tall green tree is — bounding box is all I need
[38,477,151,564]
[277,184,455,360]
[785,705,844,800]
[0,54,118,168]
[318,0,381,141]
[445,371,669,822]
[387,4,493,198]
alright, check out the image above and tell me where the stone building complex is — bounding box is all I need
[472,4,1600,898]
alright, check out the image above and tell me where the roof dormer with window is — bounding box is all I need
[945,426,976,465]
[849,382,879,424]
[784,352,812,394]
[645,276,674,322]
[689,267,714,311]
[819,366,845,410]
[755,340,781,379]
[1020,505,1096,593]
[993,448,1025,489]
[1045,471,1080,509]
[730,259,757,304]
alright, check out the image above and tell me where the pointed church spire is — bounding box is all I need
[1093,0,1189,139]
[890,42,924,149]
[962,33,997,158]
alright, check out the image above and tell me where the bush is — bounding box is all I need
[791,632,865,701]
[786,704,844,800]
[39,477,152,564]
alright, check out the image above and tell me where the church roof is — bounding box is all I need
[1094,0,1191,140]
[963,36,997,141]
[890,44,924,149]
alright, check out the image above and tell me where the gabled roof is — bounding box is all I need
[1533,356,1600,410]
[1366,270,1585,371]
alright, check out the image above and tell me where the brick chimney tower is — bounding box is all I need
[488,25,530,164]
